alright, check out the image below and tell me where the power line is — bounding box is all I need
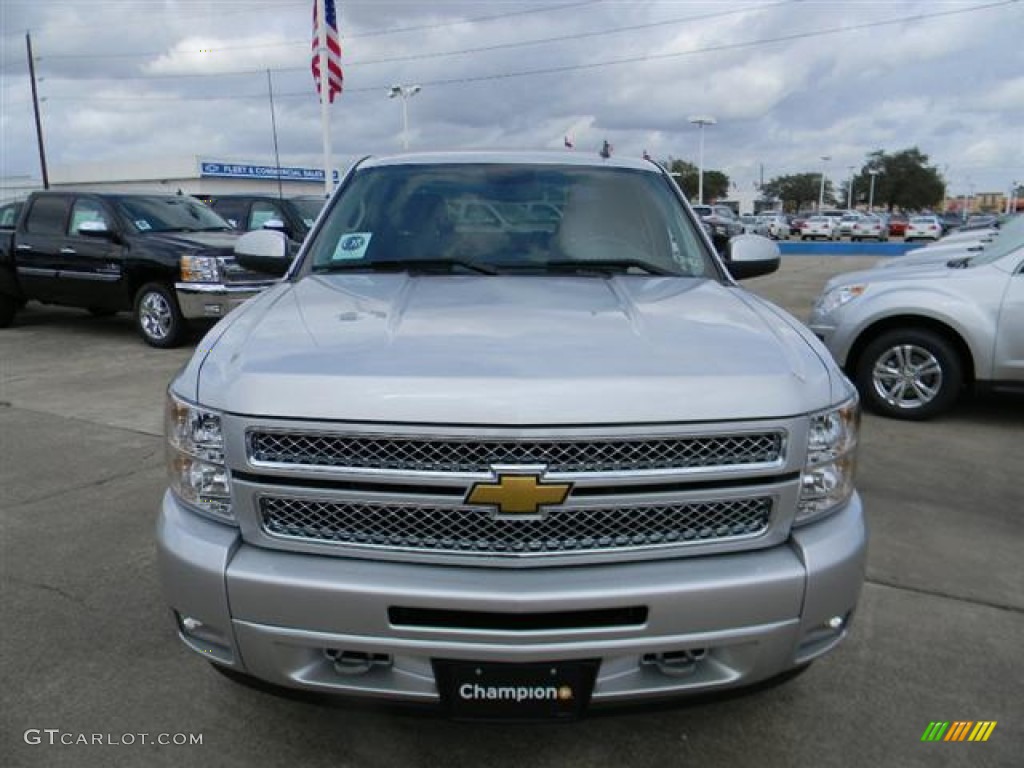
[34,1,797,81]
[41,0,1018,103]
[37,1,602,61]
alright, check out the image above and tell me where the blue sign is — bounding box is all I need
[200,161,340,183]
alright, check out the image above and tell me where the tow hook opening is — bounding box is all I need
[324,649,393,676]
[641,648,708,677]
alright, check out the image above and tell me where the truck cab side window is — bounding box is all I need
[68,200,111,235]
[24,196,71,235]
[249,202,286,231]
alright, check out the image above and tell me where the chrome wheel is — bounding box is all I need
[140,290,173,341]
[871,343,943,410]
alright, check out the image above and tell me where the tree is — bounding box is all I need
[847,148,945,212]
[663,157,730,202]
[760,173,835,212]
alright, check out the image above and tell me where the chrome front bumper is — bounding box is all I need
[157,492,866,706]
[174,282,274,320]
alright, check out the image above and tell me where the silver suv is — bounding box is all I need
[158,152,865,719]
[809,215,1024,418]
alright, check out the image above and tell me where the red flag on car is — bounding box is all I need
[312,0,343,103]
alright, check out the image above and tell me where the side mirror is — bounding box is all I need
[234,230,291,276]
[78,220,115,239]
[724,234,780,280]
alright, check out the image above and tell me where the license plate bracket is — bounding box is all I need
[432,659,600,721]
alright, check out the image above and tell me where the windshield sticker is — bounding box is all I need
[333,232,372,261]
[135,220,152,231]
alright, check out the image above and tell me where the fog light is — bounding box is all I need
[826,615,844,630]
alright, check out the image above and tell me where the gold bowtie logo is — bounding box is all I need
[466,473,571,515]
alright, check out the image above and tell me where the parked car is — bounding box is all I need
[158,151,865,718]
[849,214,889,242]
[207,194,325,246]
[0,200,23,229]
[0,191,275,346]
[790,212,812,235]
[904,215,943,242]
[761,212,791,240]
[739,214,770,236]
[810,213,1024,418]
[888,213,909,237]
[800,215,840,240]
[838,212,864,237]
[691,203,743,254]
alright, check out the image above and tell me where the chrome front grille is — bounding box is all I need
[247,431,784,474]
[259,496,773,556]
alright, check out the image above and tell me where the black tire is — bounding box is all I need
[134,283,186,348]
[87,307,118,318]
[0,293,17,328]
[855,328,963,419]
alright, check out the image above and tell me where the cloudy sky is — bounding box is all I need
[2,0,1022,201]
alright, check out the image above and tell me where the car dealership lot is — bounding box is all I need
[1,256,1021,767]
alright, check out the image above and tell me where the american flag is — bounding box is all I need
[312,0,343,103]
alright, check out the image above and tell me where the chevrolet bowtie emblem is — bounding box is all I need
[466,473,572,515]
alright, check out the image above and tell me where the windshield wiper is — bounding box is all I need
[315,258,498,275]
[543,259,675,276]
[946,256,973,269]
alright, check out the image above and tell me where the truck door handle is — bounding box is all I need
[60,247,77,255]
[16,244,32,251]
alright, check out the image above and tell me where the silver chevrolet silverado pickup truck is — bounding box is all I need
[158,152,865,720]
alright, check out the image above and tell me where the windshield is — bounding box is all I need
[304,163,715,278]
[113,196,232,233]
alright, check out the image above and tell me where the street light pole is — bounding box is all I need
[688,116,716,204]
[388,84,422,150]
[818,156,831,210]
[868,169,880,211]
[847,166,855,209]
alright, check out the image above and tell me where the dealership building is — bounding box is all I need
[1,156,344,202]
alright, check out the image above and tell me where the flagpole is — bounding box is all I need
[316,0,333,198]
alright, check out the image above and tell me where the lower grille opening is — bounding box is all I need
[642,649,708,677]
[324,648,393,676]
[389,606,648,631]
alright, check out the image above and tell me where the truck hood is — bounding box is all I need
[143,230,240,254]
[195,274,834,424]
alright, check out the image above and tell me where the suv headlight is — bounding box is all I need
[180,253,221,283]
[166,391,233,523]
[813,284,867,316]
[797,397,859,525]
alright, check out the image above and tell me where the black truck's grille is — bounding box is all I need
[259,495,773,557]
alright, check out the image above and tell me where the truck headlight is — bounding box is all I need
[166,391,233,523]
[180,254,221,283]
[813,284,866,316]
[797,397,859,524]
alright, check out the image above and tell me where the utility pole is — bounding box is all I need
[26,32,49,189]
[266,70,284,201]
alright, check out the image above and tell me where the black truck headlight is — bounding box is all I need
[180,254,221,283]
[797,397,859,525]
[166,391,232,523]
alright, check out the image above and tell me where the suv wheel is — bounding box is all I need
[134,283,186,348]
[856,329,963,419]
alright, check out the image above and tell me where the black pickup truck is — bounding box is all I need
[0,191,276,347]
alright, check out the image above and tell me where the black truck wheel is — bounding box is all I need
[0,293,17,328]
[134,283,186,348]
